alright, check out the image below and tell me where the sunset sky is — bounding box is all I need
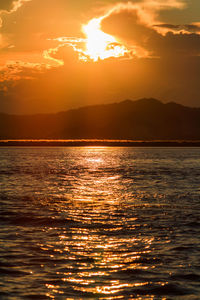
[0,0,200,114]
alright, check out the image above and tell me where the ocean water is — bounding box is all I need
[0,147,200,299]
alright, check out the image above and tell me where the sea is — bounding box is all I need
[0,147,200,299]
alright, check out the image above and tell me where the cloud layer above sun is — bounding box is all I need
[0,0,200,113]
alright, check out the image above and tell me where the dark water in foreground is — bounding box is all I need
[0,147,200,299]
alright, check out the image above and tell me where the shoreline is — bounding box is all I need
[1,140,200,147]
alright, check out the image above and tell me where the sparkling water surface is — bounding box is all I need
[0,147,200,299]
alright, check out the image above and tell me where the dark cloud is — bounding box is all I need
[147,31,200,57]
[102,11,157,45]
[154,23,200,33]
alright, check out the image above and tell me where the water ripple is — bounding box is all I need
[0,147,200,299]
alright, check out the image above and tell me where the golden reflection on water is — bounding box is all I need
[54,227,155,297]
[44,148,165,298]
[69,147,122,204]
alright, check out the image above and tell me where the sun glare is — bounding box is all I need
[81,17,127,62]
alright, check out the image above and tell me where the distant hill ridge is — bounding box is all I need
[1,98,200,140]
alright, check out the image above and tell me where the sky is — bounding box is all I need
[0,0,200,114]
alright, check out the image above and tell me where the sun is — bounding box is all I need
[81,17,127,62]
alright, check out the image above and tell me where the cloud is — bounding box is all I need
[40,0,186,63]
[0,0,32,49]
[54,0,185,61]
[99,0,200,58]
[43,38,86,66]
[0,60,48,92]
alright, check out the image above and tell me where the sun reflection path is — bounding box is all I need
[46,232,155,298]
[42,147,169,299]
[50,217,156,297]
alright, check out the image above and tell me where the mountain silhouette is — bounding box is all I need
[1,98,200,140]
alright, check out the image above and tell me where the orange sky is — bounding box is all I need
[0,0,200,113]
